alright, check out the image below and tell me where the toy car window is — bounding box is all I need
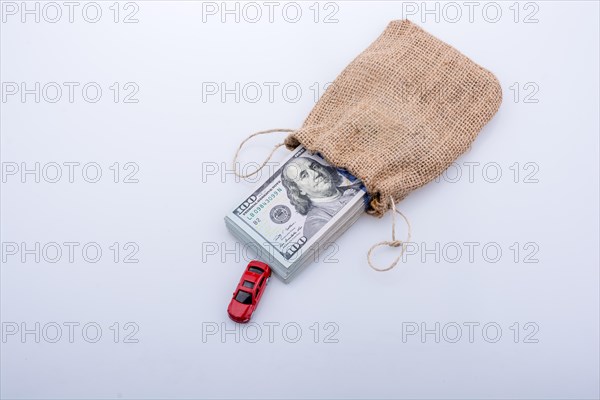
[242,280,255,289]
[235,290,252,305]
[258,278,264,287]
[248,266,264,274]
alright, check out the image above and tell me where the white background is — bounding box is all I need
[1,1,599,399]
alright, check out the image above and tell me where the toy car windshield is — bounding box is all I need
[235,290,252,305]
[248,266,264,274]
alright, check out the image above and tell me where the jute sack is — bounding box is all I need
[284,19,502,217]
[234,20,502,270]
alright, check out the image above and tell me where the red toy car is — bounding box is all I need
[227,261,272,323]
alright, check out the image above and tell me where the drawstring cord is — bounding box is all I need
[367,197,412,272]
[232,128,295,178]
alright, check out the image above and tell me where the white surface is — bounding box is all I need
[1,1,599,399]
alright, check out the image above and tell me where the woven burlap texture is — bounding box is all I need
[284,20,502,217]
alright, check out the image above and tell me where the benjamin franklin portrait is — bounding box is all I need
[281,157,361,240]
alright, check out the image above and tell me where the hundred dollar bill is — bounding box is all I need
[226,146,366,273]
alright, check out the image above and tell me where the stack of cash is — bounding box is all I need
[225,146,367,283]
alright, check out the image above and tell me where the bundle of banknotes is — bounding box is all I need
[225,146,367,282]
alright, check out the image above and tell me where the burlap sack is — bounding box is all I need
[284,20,502,217]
